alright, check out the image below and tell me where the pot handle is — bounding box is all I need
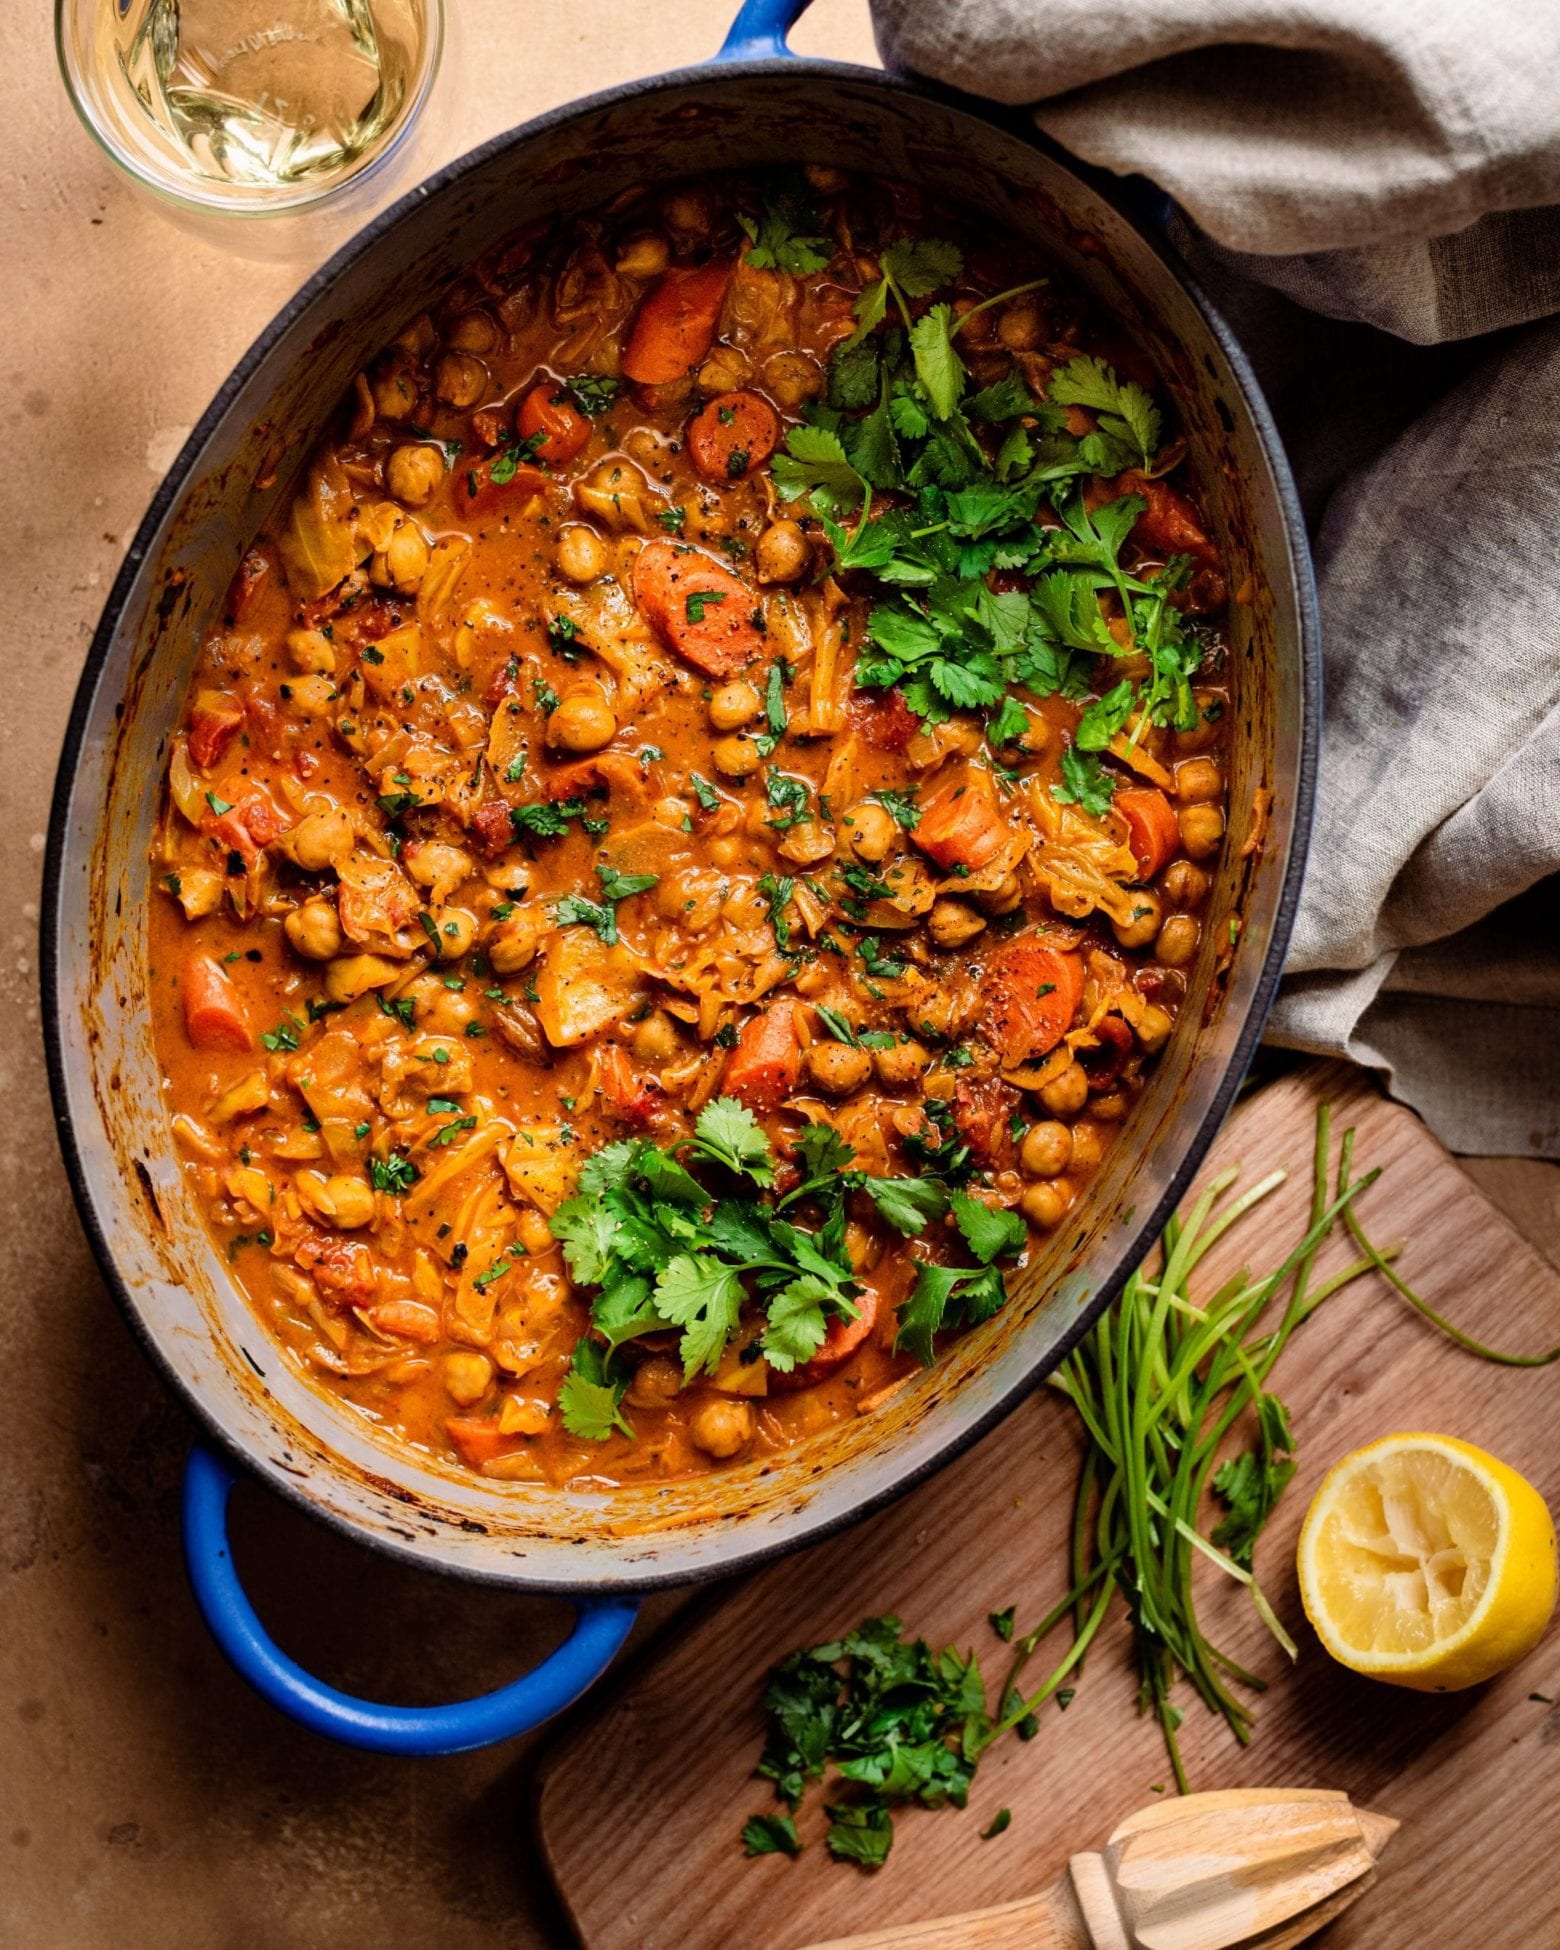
[714,0,812,62]
[181,1444,638,1755]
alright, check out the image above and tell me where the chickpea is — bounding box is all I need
[433,351,487,409]
[869,1036,930,1089]
[386,442,445,508]
[756,519,810,584]
[406,841,472,892]
[661,185,715,238]
[1135,1003,1174,1052]
[384,521,430,593]
[707,679,762,732]
[1160,860,1209,909]
[1179,804,1225,861]
[555,523,607,584]
[371,363,417,420]
[1069,1123,1105,1171]
[286,626,336,674]
[707,835,741,869]
[1156,914,1201,967]
[487,906,550,975]
[283,674,334,718]
[1175,756,1223,802]
[447,310,498,354]
[778,819,836,867]
[1040,1061,1089,1117]
[690,1396,756,1459]
[842,802,893,863]
[615,231,670,278]
[1021,1120,1073,1179]
[698,345,751,395]
[1020,1181,1068,1229]
[953,294,995,344]
[711,733,760,779]
[283,808,349,874]
[762,351,823,412]
[997,298,1044,350]
[1112,890,1162,952]
[652,794,692,832]
[408,974,477,1036]
[285,897,342,961]
[928,899,987,949]
[805,1040,872,1096]
[547,691,618,753]
[1093,1091,1128,1122]
[431,908,477,961]
[1174,692,1223,755]
[443,1350,494,1407]
[324,1175,375,1229]
[627,1353,683,1409]
[632,1012,680,1064]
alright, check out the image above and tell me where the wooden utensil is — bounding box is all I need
[799,1788,1398,1950]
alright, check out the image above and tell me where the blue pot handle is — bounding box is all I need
[181,1444,638,1755]
[715,0,812,62]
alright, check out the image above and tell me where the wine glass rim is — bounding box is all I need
[54,0,446,220]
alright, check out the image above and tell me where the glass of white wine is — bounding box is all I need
[57,0,444,230]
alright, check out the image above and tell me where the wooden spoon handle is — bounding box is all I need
[801,1882,1088,1950]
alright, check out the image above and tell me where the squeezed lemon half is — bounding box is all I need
[1297,1433,1557,1692]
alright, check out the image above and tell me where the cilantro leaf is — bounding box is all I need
[908,304,964,421]
[563,375,622,416]
[950,1191,1027,1265]
[871,787,921,831]
[596,863,659,902]
[739,171,833,274]
[550,1195,620,1285]
[1052,742,1117,819]
[1210,1394,1298,1565]
[881,237,963,299]
[558,1336,634,1441]
[653,1254,747,1379]
[772,425,866,515]
[691,1096,775,1186]
[860,1176,950,1236]
[965,371,1033,422]
[511,797,589,839]
[760,1276,834,1373]
[1048,354,1162,468]
[742,1813,802,1858]
[1075,677,1137,752]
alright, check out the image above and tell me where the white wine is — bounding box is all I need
[62,0,439,211]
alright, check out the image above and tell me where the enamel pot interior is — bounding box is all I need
[45,62,1317,1593]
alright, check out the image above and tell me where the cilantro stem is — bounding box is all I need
[950,278,1049,337]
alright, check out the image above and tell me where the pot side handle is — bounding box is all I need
[715,0,812,62]
[181,1444,639,1755]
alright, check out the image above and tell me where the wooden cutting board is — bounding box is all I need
[535,1066,1560,1950]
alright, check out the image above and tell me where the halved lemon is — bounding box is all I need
[1297,1433,1557,1692]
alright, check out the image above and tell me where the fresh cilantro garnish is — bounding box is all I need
[685,590,727,624]
[690,771,721,812]
[871,787,921,831]
[1052,742,1117,819]
[557,1336,634,1441]
[657,505,687,533]
[205,791,233,816]
[259,1015,303,1054]
[741,1814,802,1858]
[763,768,810,831]
[755,872,797,952]
[554,862,657,946]
[814,1005,857,1046]
[562,374,622,416]
[754,660,788,757]
[849,237,964,344]
[429,1114,478,1148]
[369,1150,418,1196]
[739,170,833,274]
[489,431,545,484]
[856,935,905,981]
[1210,1395,1298,1565]
[1047,354,1162,468]
[510,797,592,839]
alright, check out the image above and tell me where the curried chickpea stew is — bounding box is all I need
[150,168,1235,1492]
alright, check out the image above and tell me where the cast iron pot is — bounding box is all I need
[42,0,1319,1754]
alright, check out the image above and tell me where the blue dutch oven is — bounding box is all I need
[42,0,1318,1754]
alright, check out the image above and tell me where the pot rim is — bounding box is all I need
[41,53,1321,1595]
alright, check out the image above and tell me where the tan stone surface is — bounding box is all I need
[2,4,874,1945]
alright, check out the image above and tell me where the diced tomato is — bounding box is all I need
[952,1075,1020,1167]
[913,766,1008,873]
[1078,1012,1134,1090]
[621,262,733,386]
[979,937,1084,1067]
[596,1044,661,1128]
[225,545,272,621]
[1116,786,1179,880]
[1118,470,1219,566]
[182,955,253,1053]
[300,1234,377,1308]
[631,539,765,677]
[517,382,591,465]
[446,1416,519,1468]
[769,1289,880,1392]
[469,406,509,449]
[187,690,245,769]
[849,689,920,754]
[468,797,516,859]
[208,791,287,873]
[724,1003,801,1111]
[687,390,780,482]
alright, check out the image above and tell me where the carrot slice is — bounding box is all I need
[913,766,1008,872]
[769,1288,880,1393]
[979,938,1084,1068]
[446,1416,517,1468]
[517,382,591,465]
[632,539,765,677]
[182,955,254,1053]
[621,262,733,385]
[1116,786,1180,880]
[188,691,245,769]
[687,390,780,482]
[723,1003,800,1111]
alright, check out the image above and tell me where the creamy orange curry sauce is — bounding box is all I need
[149,169,1232,1487]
